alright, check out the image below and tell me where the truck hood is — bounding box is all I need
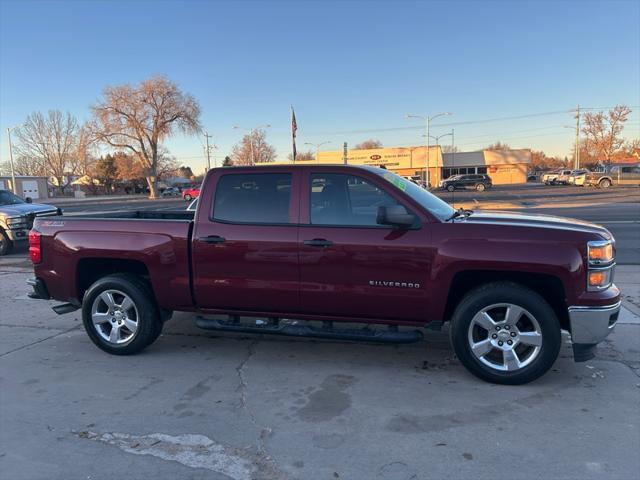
[460,210,612,240]
[1,203,58,217]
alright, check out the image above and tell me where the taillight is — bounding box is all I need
[29,230,42,264]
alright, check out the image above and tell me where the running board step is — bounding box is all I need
[195,316,423,344]
[52,302,80,315]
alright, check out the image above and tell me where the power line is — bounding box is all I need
[305,106,639,137]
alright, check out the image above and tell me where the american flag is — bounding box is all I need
[291,106,297,161]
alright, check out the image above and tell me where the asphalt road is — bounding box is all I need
[516,203,639,265]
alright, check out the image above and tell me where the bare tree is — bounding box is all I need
[441,145,459,154]
[582,105,632,164]
[1,155,45,177]
[287,150,314,161]
[486,141,512,151]
[231,129,276,165]
[75,123,97,178]
[91,76,201,198]
[354,139,383,150]
[14,110,79,193]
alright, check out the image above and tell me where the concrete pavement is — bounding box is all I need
[1,260,639,480]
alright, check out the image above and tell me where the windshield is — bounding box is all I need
[0,190,25,206]
[371,169,456,221]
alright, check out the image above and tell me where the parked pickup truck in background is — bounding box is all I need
[27,165,621,384]
[585,163,640,188]
[0,189,60,256]
[540,168,573,185]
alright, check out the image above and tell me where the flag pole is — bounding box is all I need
[291,105,297,163]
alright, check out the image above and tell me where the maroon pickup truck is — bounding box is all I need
[27,165,620,384]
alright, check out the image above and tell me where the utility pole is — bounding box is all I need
[6,128,17,194]
[204,131,213,171]
[343,142,348,164]
[574,105,580,170]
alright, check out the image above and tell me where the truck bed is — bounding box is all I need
[67,210,195,221]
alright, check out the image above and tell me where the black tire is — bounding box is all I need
[0,228,12,256]
[449,281,561,385]
[82,273,163,355]
[184,194,192,201]
[446,185,455,192]
[599,178,611,189]
[475,183,486,192]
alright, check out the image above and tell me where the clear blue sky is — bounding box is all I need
[1,0,639,173]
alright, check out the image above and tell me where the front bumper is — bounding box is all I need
[568,301,621,361]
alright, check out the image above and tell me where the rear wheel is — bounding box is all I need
[450,282,561,385]
[599,178,611,189]
[475,183,486,192]
[446,185,455,192]
[82,274,163,355]
[184,193,192,201]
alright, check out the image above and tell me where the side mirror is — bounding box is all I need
[25,197,33,204]
[377,205,415,228]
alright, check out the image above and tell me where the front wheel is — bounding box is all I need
[184,194,192,201]
[446,185,455,192]
[82,274,163,355]
[599,178,611,189]
[0,229,12,256]
[450,282,561,385]
[475,183,486,192]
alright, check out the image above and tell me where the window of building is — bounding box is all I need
[213,173,292,224]
[310,173,400,226]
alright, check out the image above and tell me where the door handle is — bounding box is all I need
[304,238,333,248]
[199,235,226,244]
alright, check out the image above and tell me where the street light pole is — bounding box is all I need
[304,141,331,159]
[407,112,452,188]
[6,127,17,194]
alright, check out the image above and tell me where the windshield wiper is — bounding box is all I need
[446,207,473,222]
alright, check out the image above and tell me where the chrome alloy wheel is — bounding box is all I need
[467,303,543,372]
[91,289,139,345]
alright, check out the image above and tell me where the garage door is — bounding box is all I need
[21,180,40,199]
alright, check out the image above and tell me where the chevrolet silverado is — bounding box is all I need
[27,165,621,384]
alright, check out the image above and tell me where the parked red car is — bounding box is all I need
[27,165,620,384]
[182,187,200,201]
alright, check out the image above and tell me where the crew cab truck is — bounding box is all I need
[27,165,621,385]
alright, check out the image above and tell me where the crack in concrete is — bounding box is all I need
[0,325,81,358]
[233,339,283,477]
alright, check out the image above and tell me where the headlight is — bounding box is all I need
[5,216,27,229]
[588,240,614,265]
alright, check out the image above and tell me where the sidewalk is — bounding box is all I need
[617,265,640,316]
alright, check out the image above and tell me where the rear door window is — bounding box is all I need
[213,173,292,224]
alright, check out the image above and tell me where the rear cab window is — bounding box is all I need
[212,173,292,224]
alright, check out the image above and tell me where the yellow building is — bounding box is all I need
[274,146,532,186]
[315,146,445,185]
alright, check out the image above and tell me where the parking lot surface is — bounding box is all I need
[2,185,639,479]
[1,260,639,480]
